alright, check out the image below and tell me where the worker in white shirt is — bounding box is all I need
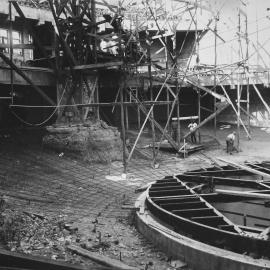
[188,120,198,143]
[226,131,236,154]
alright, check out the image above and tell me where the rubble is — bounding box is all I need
[43,120,125,163]
[0,209,76,262]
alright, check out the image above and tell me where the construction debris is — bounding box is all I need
[43,120,124,163]
[0,209,71,260]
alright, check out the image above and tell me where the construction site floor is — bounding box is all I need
[0,124,270,270]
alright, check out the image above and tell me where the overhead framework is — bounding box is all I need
[5,0,270,171]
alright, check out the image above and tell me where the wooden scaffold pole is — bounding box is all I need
[245,10,251,136]
[8,1,14,103]
[120,78,127,174]
[214,14,218,136]
[237,9,241,151]
[147,44,156,163]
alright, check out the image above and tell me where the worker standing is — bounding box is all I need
[226,131,236,154]
[188,120,198,143]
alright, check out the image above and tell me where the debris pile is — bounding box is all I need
[0,208,76,262]
[43,119,124,163]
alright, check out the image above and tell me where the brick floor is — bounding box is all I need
[2,125,270,269]
[0,132,213,269]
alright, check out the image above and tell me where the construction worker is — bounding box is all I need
[226,131,236,154]
[188,120,197,143]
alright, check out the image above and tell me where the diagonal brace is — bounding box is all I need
[0,52,55,106]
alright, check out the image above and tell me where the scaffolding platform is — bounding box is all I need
[153,141,204,156]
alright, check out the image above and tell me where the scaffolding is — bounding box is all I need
[4,0,270,173]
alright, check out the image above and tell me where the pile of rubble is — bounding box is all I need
[0,209,71,260]
[43,120,125,163]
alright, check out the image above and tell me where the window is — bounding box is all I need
[27,34,33,44]
[12,31,22,56]
[0,28,8,53]
[0,29,33,61]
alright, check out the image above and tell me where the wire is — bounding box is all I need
[10,81,68,127]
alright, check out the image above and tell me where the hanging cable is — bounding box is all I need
[10,81,68,127]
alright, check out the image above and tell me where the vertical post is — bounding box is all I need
[125,87,129,130]
[237,82,240,150]
[243,214,247,226]
[214,15,217,136]
[247,81,250,134]
[91,0,97,64]
[166,87,170,123]
[120,79,126,173]
[166,87,171,135]
[176,87,180,147]
[96,77,100,120]
[183,138,186,159]
[198,88,201,143]
[22,21,25,63]
[256,5,259,68]
[237,9,241,151]
[9,1,14,103]
[147,44,156,162]
[165,36,168,76]
[136,88,140,129]
[245,10,251,137]
[56,83,61,117]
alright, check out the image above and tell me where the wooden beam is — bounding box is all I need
[56,0,70,17]
[165,83,176,98]
[0,43,34,49]
[217,158,270,180]
[217,79,251,139]
[0,248,102,270]
[48,0,77,67]
[0,190,53,203]
[10,0,25,18]
[73,61,123,70]
[10,101,174,108]
[184,102,229,139]
[200,105,213,113]
[252,82,270,116]
[172,116,198,121]
[67,245,137,270]
[216,189,270,200]
[191,216,223,221]
[0,51,55,106]
[186,78,227,101]
[126,87,180,157]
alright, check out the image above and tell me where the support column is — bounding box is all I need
[247,82,250,135]
[137,88,140,130]
[176,92,180,147]
[198,89,201,143]
[166,87,170,124]
[96,78,100,120]
[237,9,241,150]
[120,79,126,173]
[125,89,129,130]
[237,80,241,151]
[214,15,218,136]
[147,45,156,162]
[9,1,14,103]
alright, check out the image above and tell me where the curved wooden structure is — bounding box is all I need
[146,162,270,258]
